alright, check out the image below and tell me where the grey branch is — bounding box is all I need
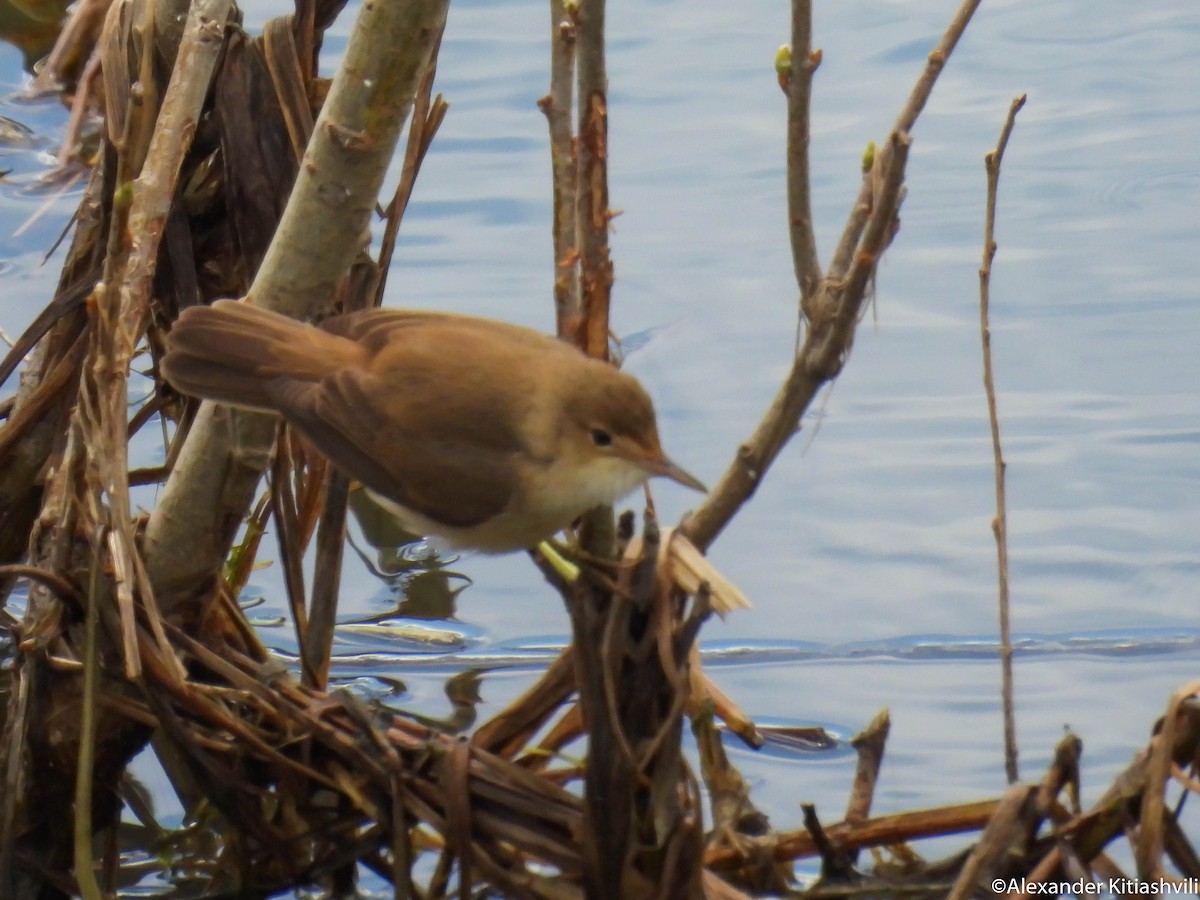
[143,0,450,604]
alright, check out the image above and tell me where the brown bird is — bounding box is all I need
[161,300,705,552]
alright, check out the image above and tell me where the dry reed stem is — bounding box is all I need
[981,93,1027,785]
[574,0,612,360]
[542,0,581,337]
[73,526,105,900]
[947,784,1035,899]
[472,646,576,757]
[688,654,763,750]
[706,799,1001,871]
[1136,680,1200,878]
[304,469,348,688]
[375,30,449,307]
[24,0,113,101]
[845,709,890,835]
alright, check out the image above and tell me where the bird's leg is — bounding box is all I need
[537,538,632,599]
[536,539,581,582]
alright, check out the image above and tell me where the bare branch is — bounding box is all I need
[682,0,985,551]
[894,0,984,137]
[144,0,450,605]
[786,0,821,307]
[683,132,910,551]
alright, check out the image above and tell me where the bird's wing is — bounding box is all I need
[321,307,577,358]
[319,308,444,344]
[265,369,519,528]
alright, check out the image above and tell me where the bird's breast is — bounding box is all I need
[515,454,650,528]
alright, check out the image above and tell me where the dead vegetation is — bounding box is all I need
[0,0,1196,897]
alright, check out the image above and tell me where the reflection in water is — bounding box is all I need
[0,0,72,73]
[347,485,473,620]
[301,627,1200,676]
[728,720,847,760]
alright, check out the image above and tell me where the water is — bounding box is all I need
[1,0,1197,892]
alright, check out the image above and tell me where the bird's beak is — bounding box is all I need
[646,454,707,493]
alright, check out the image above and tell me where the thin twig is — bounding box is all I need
[0,564,84,603]
[269,437,310,667]
[73,527,106,900]
[374,25,449,308]
[541,0,581,339]
[829,0,984,280]
[302,470,349,689]
[23,0,111,101]
[786,0,821,308]
[54,52,104,170]
[980,93,1026,784]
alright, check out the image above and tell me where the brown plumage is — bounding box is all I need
[161,300,704,551]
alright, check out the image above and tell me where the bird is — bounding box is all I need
[160,300,705,553]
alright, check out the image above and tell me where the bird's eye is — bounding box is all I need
[590,428,613,448]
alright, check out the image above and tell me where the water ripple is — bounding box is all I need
[260,628,1200,678]
[705,628,1200,665]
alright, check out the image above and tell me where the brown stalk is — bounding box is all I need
[1136,680,1200,878]
[541,0,581,337]
[845,708,890,846]
[981,93,1027,784]
[472,646,576,758]
[706,799,1001,870]
[946,784,1035,899]
[303,470,348,689]
[270,433,311,651]
[72,526,105,900]
[374,26,450,307]
[786,0,821,306]
[574,0,612,359]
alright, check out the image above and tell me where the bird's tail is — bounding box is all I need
[161,300,359,410]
